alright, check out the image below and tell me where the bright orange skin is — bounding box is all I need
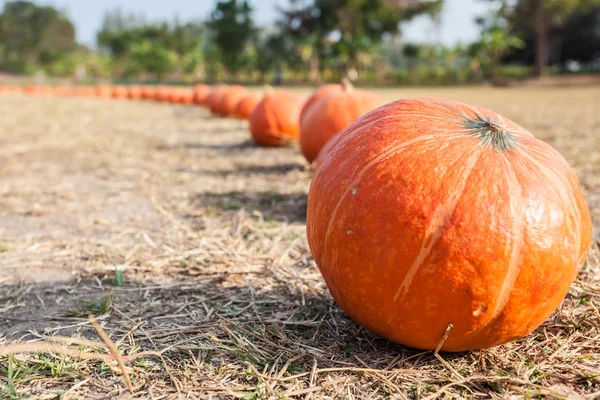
[307,98,592,352]
[218,85,247,117]
[180,90,195,105]
[112,85,128,99]
[96,85,112,98]
[234,93,262,119]
[23,85,40,96]
[53,86,73,97]
[249,90,303,147]
[193,84,211,105]
[74,87,96,97]
[300,90,386,163]
[207,86,229,115]
[156,87,172,102]
[142,86,157,101]
[169,88,184,104]
[300,84,344,123]
[128,86,143,100]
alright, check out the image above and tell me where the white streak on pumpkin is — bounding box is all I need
[392,148,481,303]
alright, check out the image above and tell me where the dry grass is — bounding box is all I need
[0,85,599,399]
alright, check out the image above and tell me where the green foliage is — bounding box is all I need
[0,1,77,73]
[470,6,525,79]
[208,0,256,75]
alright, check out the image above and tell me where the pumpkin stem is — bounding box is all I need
[340,77,354,93]
[463,117,517,152]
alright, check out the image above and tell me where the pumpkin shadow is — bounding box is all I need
[0,276,430,373]
[192,190,308,223]
[185,162,307,177]
[169,138,257,151]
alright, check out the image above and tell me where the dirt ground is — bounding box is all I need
[1,86,599,399]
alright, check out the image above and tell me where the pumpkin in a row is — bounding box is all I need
[307,97,592,351]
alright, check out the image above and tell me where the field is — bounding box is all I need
[1,86,599,399]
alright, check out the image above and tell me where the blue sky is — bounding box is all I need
[30,0,492,47]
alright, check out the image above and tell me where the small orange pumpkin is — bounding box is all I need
[249,89,303,147]
[112,85,128,99]
[300,81,386,163]
[300,83,345,123]
[234,93,262,120]
[156,86,172,102]
[217,85,247,117]
[181,89,195,105]
[307,98,592,352]
[96,85,112,98]
[208,86,229,115]
[142,86,157,101]
[23,85,40,96]
[128,86,143,100]
[169,88,184,104]
[193,84,211,105]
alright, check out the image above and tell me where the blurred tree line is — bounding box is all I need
[0,0,599,84]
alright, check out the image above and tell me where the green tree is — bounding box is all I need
[470,3,524,80]
[506,0,600,76]
[0,1,76,71]
[207,0,256,77]
[276,0,442,78]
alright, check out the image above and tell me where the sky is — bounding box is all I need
[30,0,492,48]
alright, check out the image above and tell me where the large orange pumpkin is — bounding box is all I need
[249,90,303,147]
[307,98,592,352]
[112,85,128,99]
[128,86,143,100]
[193,84,211,105]
[300,82,386,163]
[234,93,262,120]
[300,83,345,123]
[217,85,247,117]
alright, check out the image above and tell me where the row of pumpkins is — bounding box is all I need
[1,81,592,352]
[0,81,384,165]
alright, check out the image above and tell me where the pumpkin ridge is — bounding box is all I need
[517,148,583,269]
[391,148,482,305]
[466,157,526,338]
[322,133,445,256]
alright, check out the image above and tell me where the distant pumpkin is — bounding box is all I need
[142,86,157,101]
[128,86,143,100]
[112,85,128,99]
[300,81,386,163]
[234,93,262,120]
[300,83,345,123]
[96,85,112,98]
[156,86,171,102]
[218,85,248,117]
[208,86,229,115]
[249,89,303,147]
[23,85,40,96]
[307,97,592,352]
[181,89,195,105]
[193,84,211,105]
